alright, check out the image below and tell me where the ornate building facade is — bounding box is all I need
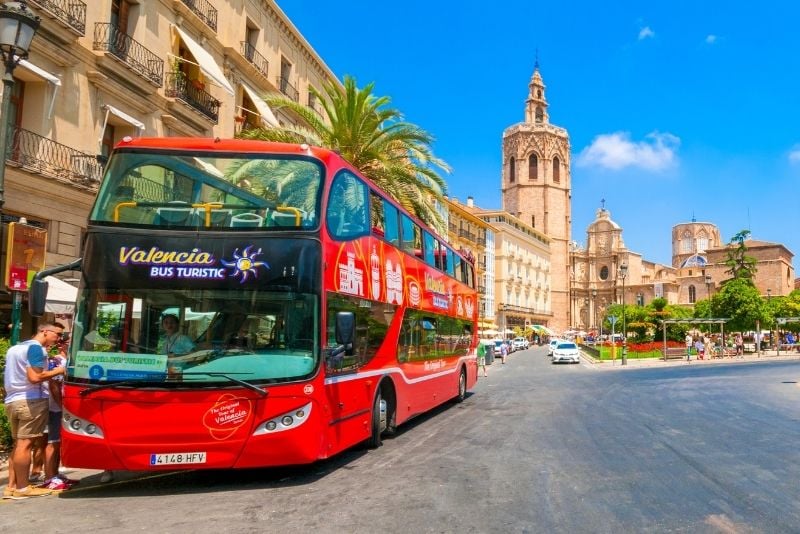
[501,64,571,332]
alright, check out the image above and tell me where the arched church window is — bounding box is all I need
[599,265,609,280]
[535,106,543,123]
[552,156,560,183]
[528,154,538,180]
[688,285,696,304]
[508,158,516,183]
[537,89,542,98]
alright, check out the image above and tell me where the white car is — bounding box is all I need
[548,339,560,356]
[552,341,581,364]
[512,337,529,350]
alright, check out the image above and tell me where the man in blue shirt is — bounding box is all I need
[3,322,66,500]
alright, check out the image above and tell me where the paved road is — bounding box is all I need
[4,346,800,533]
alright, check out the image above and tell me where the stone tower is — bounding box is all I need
[672,221,723,268]
[501,63,571,332]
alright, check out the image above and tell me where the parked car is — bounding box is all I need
[552,341,581,364]
[548,338,560,356]
[494,339,513,355]
[512,337,529,350]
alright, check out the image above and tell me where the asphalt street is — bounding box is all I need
[3,346,800,533]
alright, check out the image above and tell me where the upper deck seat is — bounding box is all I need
[230,212,264,227]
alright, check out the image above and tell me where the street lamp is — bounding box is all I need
[705,274,712,298]
[591,289,597,331]
[619,262,628,365]
[0,1,39,211]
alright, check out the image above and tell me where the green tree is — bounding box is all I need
[238,75,450,232]
[710,277,767,332]
[724,230,758,281]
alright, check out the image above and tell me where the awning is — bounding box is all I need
[173,25,234,96]
[44,276,77,314]
[16,57,60,118]
[241,83,279,127]
[104,104,145,130]
[17,58,61,86]
[532,324,556,336]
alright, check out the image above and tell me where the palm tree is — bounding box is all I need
[237,75,450,232]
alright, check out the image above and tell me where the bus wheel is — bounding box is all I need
[455,367,467,403]
[367,391,387,449]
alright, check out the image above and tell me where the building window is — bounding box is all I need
[688,285,696,304]
[681,239,692,253]
[599,265,609,280]
[552,156,560,183]
[528,154,538,180]
[508,157,516,183]
[535,106,543,123]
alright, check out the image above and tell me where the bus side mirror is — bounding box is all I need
[335,311,355,353]
[29,278,49,317]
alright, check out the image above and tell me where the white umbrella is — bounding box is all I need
[482,329,499,336]
[503,329,515,335]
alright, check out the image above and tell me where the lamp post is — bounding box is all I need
[0,1,39,211]
[619,262,628,365]
[767,288,772,349]
[705,274,712,298]
[0,2,39,344]
[591,289,597,332]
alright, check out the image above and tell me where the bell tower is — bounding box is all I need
[501,62,572,331]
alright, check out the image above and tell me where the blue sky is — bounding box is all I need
[279,1,800,266]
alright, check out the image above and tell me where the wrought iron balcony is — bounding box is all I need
[179,0,218,32]
[277,76,299,101]
[28,0,87,35]
[166,72,220,122]
[4,126,103,187]
[93,23,164,86]
[241,41,268,78]
[307,94,323,116]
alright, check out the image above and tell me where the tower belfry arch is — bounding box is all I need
[501,62,572,331]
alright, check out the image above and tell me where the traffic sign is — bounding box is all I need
[608,315,618,326]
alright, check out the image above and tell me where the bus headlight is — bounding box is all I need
[253,402,312,435]
[62,409,104,439]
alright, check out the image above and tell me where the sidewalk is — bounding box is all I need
[584,348,800,369]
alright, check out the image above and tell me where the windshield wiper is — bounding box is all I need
[181,372,268,397]
[79,380,140,397]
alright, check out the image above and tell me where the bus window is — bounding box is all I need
[465,262,475,288]
[383,199,400,246]
[370,191,385,238]
[400,214,422,258]
[445,247,455,277]
[452,254,462,282]
[423,231,436,267]
[327,171,368,239]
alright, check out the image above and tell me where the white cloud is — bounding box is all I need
[577,131,680,171]
[789,146,800,163]
[638,26,655,40]
[705,34,718,44]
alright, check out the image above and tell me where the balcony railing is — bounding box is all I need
[307,95,323,116]
[166,72,220,122]
[241,41,268,78]
[28,0,87,35]
[277,76,299,101]
[179,0,218,32]
[93,23,164,86]
[4,126,103,187]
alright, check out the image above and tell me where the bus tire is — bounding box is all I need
[455,367,467,403]
[366,391,384,449]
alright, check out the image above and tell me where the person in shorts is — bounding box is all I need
[3,322,66,500]
[41,339,74,491]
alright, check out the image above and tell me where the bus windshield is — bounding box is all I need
[69,287,319,386]
[89,149,323,230]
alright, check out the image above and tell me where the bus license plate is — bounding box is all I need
[149,452,207,466]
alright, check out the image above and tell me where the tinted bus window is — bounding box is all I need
[383,199,400,246]
[327,171,368,239]
[446,248,455,277]
[452,254,462,282]
[370,190,385,238]
[423,231,436,267]
[400,214,422,258]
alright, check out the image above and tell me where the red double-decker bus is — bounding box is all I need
[36,137,478,470]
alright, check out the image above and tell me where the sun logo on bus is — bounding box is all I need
[221,246,268,282]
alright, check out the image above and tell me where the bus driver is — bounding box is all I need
[159,314,195,357]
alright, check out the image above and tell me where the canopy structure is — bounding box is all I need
[481,329,499,337]
[173,25,234,96]
[241,83,280,127]
[532,324,556,336]
[44,276,77,314]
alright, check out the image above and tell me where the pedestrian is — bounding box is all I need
[477,342,488,377]
[735,333,744,357]
[500,340,508,364]
[3,322,66,500]
[41,338,74,491]
[694,338,705,360]
[685,333,693,362]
